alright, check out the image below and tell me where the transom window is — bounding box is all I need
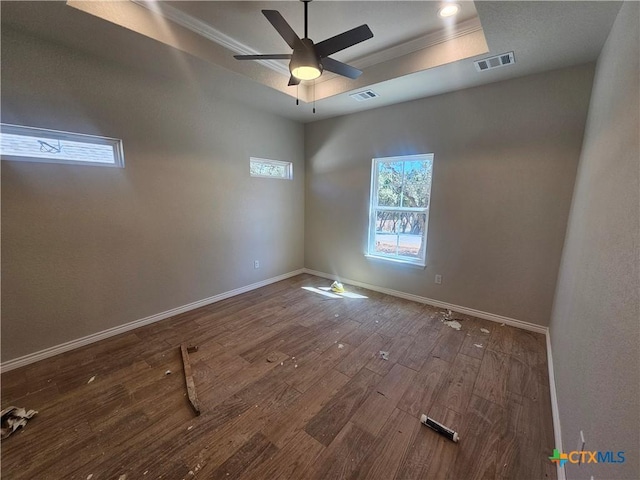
[367,154,434,266]
[250,157,293,180]
[0,123,124,168]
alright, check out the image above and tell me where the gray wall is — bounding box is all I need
[549,3,639,479]
[304,64,594,326]
[1,27,305,362]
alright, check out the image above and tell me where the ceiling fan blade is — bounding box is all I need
[234,54,292,60]
[315,24,373,58]
[321,57,363,79]
[262,10,303,50]
[288,76,301,86]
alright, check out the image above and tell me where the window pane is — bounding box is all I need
[374,211,427,259]
[397,212,427,258]
[377,161,403,207]
[251,162,285,177]
[250,157,292,179]
[1,124,123,167]
[374,210,400,256]
[1,132,116,164]
[402,159,432,208]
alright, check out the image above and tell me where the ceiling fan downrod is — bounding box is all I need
[303,0,309,39]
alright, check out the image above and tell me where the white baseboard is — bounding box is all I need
[0,269,305,373]
[546,330,565,480]
[303,268,547,334]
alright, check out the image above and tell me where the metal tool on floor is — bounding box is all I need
[420,414,459,443]
[180,343,201,416]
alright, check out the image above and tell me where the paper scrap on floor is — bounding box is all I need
[444,320,462,330]
[1,406,38,439]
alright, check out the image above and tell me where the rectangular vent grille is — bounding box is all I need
[474,52,515,72]
[349,90,380,102]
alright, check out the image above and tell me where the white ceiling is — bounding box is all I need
[0,1,623,123]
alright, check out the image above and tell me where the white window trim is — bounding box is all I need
[250,157,293,180]
[0,123,125,168]
[367,153,434,267]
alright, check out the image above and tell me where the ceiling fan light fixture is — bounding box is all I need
[291,64,322,80]
[438,3,460,18]
[290,39,323,80]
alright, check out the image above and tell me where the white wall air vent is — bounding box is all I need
[349,90,380,102]
[474,52,515,72]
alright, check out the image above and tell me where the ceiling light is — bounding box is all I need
[438,4,460,18]
[291,65,322,80]
[289,40,323,81]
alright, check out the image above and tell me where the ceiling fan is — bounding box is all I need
[234,0,373,86]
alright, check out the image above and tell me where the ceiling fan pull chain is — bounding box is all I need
[296,84,299,106]
[313,80,316,114]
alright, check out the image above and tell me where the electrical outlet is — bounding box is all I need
[435,274,442,284]
[254,260,260,269]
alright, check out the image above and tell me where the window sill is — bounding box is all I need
[364,254,426,269]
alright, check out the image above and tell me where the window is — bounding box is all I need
[0,123,124,168]
[367,154,434,266]
[250,157,293,180]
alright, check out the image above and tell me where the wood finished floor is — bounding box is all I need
[1,274,556,480]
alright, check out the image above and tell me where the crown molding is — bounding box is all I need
[353,17,483,70]
[130,0,291,77]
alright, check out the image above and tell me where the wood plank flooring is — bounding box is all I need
[1,274,556,479]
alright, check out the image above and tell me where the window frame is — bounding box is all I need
[0,123,125,168]
[366,153,434,267]
[250,157,293,180]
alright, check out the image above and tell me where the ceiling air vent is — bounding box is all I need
[474,52,515,72]
[349,90,380,102]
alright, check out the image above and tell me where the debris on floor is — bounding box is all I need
[334,314,340,317]
[266,353,280,363]
[443,320,462,330]
[165,370,172,376]
[379,351,390,361]
[87,375,96,384]
[441,309,453,320]
[1,406,38,439]
[338,343,345,349]
[480,328,490,334]
[473,344,484,349]
[330,281,345,293]
[86,475,93,480]
[500,323,506,327]
[180,344,201,416]
[420,414,460,443]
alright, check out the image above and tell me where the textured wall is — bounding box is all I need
[1,27,305,362]
[305,65,594,326]
[549,2,639,479]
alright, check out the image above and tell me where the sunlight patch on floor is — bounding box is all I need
[301,286,368,299]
